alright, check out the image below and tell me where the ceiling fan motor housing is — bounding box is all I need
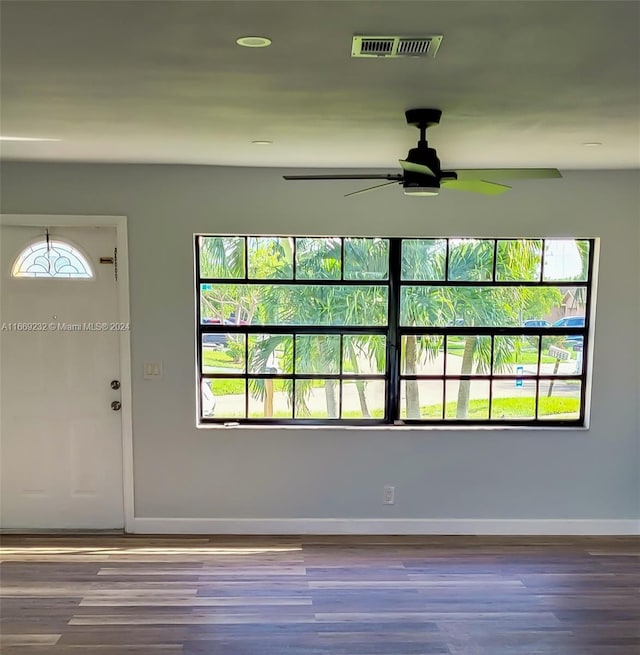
[406,144,442,177]
[403,170,440,195]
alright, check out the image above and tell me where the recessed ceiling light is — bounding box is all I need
[251,140,273,145]
[582,142,603,147]
[0,136,61,142]
[236,36,272,48]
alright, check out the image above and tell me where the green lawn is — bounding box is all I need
[446,344,558,365]
[510,351,558,365]
[204,348,362,374]
[202,349,236,369]
[414,396,580,419]
[208,378,295,395]
[242,397,579,420]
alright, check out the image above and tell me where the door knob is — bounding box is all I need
[111,400,122,411]
[110,380,121,390]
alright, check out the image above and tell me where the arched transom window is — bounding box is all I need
[11,239,94,279]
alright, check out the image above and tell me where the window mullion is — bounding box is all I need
[386,239,402,422]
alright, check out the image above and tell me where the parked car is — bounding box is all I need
[523,319,551,328]
[201,313,249,348]
[226,312,249,326]
[201,317,227,348]
[202,333,227,347]
[552,316,585,328]
[553,315,585,343]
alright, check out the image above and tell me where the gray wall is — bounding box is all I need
[1,162,639,523]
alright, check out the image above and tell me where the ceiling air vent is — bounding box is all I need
[352,35,442,58]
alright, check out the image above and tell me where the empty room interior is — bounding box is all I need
[0,1,639,654]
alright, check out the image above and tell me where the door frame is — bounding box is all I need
[0,214,134,532]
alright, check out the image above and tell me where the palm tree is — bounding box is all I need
[247,238,388,418]
[283,240,387,417]
[400,239,448,418]
[450,240,561,417]
[401,239,562,418]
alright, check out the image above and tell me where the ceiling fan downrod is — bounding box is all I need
[402,108,445,179]
[405,108,442,143]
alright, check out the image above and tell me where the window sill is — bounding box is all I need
[196,421,589,431]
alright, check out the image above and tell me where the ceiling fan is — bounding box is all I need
[283,108,561,197]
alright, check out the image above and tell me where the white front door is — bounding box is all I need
[1,225,124,529]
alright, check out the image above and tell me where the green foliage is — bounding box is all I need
[402,239,446,280]
[448,239,494,281]
[496,239,542,281]
[199,236,245,278]
[344,238,389,280]
[295,238,341,279]
[248,237,293,279]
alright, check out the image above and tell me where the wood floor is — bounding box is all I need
[1,534,638,654]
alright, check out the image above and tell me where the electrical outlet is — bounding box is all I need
[383,485,395,505]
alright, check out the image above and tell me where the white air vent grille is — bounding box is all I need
[352,35,442,58]
[398,38,432,55]
[360,38,394,55]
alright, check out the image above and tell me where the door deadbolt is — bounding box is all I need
[110,380,121,390]
[111,400,122,411]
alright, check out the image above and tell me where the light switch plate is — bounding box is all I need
[143,361,163,379]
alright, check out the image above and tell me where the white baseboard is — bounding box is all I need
[130,517,640,536]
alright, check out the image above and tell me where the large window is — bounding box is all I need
[196,237,594,426]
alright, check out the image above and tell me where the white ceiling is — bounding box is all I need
[1,0,639,170]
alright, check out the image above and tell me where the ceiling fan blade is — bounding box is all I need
[283,174,403,181]
[344,180,400,197]
[441,179,511,195]
[452,168,562,181]
[398,160,435,176]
